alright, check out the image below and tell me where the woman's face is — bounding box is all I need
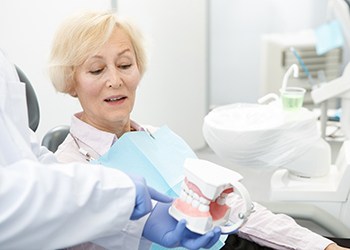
[74,26,141,133]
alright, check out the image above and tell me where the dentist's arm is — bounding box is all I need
[0,160,139,249]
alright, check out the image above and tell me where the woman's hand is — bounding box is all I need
[325,243,350,250]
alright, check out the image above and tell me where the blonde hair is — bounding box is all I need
[48,10,147,95]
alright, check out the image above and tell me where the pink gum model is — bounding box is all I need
[169,158,253,235]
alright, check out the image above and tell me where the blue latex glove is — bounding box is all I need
[129,175,173,220]
[143,202,221,249]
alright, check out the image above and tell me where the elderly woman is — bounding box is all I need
[48,11,221,250]
[48,10,347,250]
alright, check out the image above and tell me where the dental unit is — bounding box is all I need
[169,158,254,235]
[203,58,350,236]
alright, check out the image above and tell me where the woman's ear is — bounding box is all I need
[69,91,78,98]
[67,84,77,97]
[67,78,78,97]
[68,85,78,97]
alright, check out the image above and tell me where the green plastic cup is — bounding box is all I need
[280,87,306,111]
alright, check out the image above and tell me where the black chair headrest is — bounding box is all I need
[15,66,40,132]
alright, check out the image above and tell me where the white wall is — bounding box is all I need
[0,0,111,141]
[116,0,208,150]
[209,0,329,106]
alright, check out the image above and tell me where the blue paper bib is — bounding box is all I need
[93,125,225,249]
[93,125,197,197]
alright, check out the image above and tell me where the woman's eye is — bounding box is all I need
[90,68,103,75]
[120,64,132,70]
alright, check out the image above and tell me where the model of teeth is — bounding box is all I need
[169,158,253,234]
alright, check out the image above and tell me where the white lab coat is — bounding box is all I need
[0,49,139,249]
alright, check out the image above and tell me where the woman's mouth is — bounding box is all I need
[104,96,126,102]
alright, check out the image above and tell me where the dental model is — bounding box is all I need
[169,158,253,234]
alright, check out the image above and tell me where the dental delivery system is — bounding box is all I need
[169,158,254,235]
[202,62,350,237]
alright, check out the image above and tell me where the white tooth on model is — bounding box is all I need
[217,197,226,205]
[200,197,211,205]
[192,199,200,208]
[186,195,193,204]
[193,192,200,201]
[180,190,187,201]
[220,193,228,198]
[198,204,210,212]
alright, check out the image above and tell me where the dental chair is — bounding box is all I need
[17,65,40,132]
[19,65,70,153]
[41,125,70,153]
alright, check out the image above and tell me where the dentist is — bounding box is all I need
[0,49,220,249]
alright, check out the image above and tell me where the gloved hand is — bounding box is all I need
[142,202,221,249]
[129,175,173,220]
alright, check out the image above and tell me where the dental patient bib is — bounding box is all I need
[94,125,197,197]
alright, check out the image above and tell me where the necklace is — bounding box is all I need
[70,132,97,162]
[69,125,138,162]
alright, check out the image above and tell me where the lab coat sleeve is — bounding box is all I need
[29,129,59,163]
[228,196,334,250]
[54,136,152,249]
[0,159,136,250]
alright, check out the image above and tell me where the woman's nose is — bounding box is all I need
[105,68,122,89]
